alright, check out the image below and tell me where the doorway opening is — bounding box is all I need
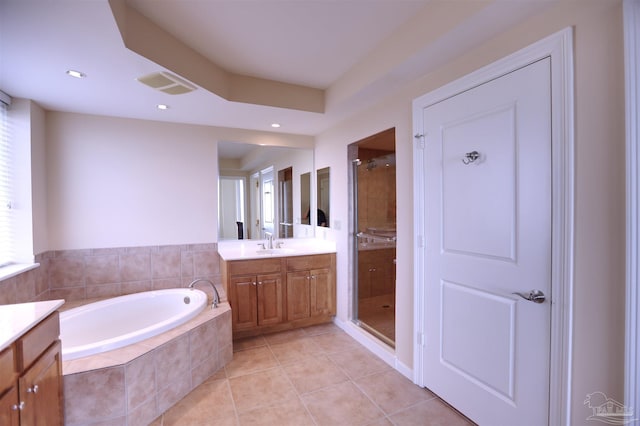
[349,128,397,347]
[278,167,293,238]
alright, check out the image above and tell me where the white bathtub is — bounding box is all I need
[60,288,208,361]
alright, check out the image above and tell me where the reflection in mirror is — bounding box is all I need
[301,172,311,225]
[316,167,330,227]
[278,167,293,238]
[219,176,246,240]
[218,141,314,240]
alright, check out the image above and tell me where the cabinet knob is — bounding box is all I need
[257,281,263,285]
[252,281,257,286]
[28,384,39,394]
[12,401,25,411]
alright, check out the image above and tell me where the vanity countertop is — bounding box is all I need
[0,299,65,351]
[218,238,336,261]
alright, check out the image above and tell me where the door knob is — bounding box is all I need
[512,289,546,304]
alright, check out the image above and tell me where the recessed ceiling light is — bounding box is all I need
[157,104,169,110]
[271,123,281,128]
[66,69,86,79]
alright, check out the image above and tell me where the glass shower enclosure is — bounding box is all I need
[349,128,396,347]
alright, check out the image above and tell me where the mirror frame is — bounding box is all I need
[316,167,330,228]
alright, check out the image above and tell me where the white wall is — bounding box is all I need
[315,0,626,422]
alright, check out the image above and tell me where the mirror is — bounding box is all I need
[218,141,314,240]
[300,172,311,225]
[316,167,330,227]
[278,167,293,238]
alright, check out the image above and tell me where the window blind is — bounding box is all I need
[0,99,14,266]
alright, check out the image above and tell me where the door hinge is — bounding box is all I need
[417,235,424,248]
[417,332,425,347]
[414,133,425,149]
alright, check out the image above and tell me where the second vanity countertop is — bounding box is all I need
[0,299,65,352]
[218,238,336,261]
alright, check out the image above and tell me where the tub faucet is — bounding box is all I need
[188,278,220,309]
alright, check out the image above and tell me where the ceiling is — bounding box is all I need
[0,0,556,142]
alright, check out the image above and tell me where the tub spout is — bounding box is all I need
[188,279,220,308]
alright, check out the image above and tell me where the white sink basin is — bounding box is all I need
[255,248,296,255]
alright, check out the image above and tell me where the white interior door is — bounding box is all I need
[260,167,275,238]
[421,58,552,425]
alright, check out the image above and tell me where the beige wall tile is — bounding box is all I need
[155,334,191,390]
[120,252,151,282]
[126,351,157,410]
[63,367,126,425]
[189,318,218,366]
[85,254,120,284]
[49,256,84,288]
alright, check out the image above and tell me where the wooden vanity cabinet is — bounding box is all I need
[286,254,336,321]
[226,258,284,333]
[0,312,63,426]
[230,273,283,331]
[0,345,19,426]
[223,253,336,337]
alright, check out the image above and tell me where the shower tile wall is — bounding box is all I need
[357,150,396,231]
[0,243,224,305]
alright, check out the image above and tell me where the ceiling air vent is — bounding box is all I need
[137,71,196,95]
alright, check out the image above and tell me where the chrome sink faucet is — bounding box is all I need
[265,232,275,249]
[188,278,220,308]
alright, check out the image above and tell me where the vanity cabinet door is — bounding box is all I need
[18,340,63,426]
[286,271,311,321]
[230,275,259,331]
[310,268,335,317]
[0,344,19,426]
[0,386,20,426]
[256,273,284,326]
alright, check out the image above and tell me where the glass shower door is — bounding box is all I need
[352,153,397,347]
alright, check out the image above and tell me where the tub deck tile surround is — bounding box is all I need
[62,302,233,426]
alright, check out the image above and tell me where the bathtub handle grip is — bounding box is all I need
[27,384,39,394]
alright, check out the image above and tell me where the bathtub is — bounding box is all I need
[60,288,208,360]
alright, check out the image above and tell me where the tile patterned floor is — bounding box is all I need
[150,323,474,425]
[358,294,396,343]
